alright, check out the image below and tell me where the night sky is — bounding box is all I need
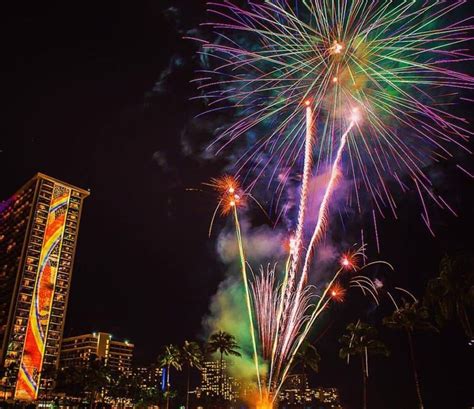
[1,1,473,408]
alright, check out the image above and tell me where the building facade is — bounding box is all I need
[133,365,163,391]
[0,173,89,400]
[278,374,342,408]
[60,332,134,374]
[196,360,239,402]
[311,388,341,408]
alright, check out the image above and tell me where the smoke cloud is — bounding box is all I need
[202,217,285,380]
[202,275,266,381]
[216,219,286,265]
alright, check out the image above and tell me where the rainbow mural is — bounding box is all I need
[14,186,71,400]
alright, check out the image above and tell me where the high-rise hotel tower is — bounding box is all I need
[0,173,89,400]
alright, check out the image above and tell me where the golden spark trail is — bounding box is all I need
[232,205,262,397]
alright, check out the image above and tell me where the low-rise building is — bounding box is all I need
[133,364,163,390]
[279,374,342,408]
[60,332,134,374]
[195,360,239,401]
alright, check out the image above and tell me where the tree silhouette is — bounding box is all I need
[293,341,320,404]
[339,321,389,409]
[207,331,241,400]
[158,344,182,409]
[181,340,203,409]
[425,255,474,339]
[384,301,437,409]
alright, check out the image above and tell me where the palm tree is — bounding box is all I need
[181,341,204,409]
[294,340,321,375]
[136,386,164,408]
[86,355,112,409]
[158,344,182,409]
[206,331,241,399]
[384,301,437,409]
[56,355,110,408]
[293,341,320,404]
[339,321,389,409]
[55,366,82,397]
[424,255,474,339]
[107,370,137,408]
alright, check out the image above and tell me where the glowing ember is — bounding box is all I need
[209,175,246,215]
[255,393,273,409]
[329,282,346,303]
[331,40,344,54]
[340,251,358,270]
[211,175,240,197]
[289,237,296,253]
[350,107,361,122]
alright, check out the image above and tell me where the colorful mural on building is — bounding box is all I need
[14,185,71,400]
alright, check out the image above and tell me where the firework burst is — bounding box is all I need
[197,0,473,404]
[197,0,473,221]
[329,282,346,303]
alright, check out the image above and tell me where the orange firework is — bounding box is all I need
[329,282,346,303]
[209,175,246,215]
[340,250,360,271]
[211,174,240,196]
[245,388,274,409]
